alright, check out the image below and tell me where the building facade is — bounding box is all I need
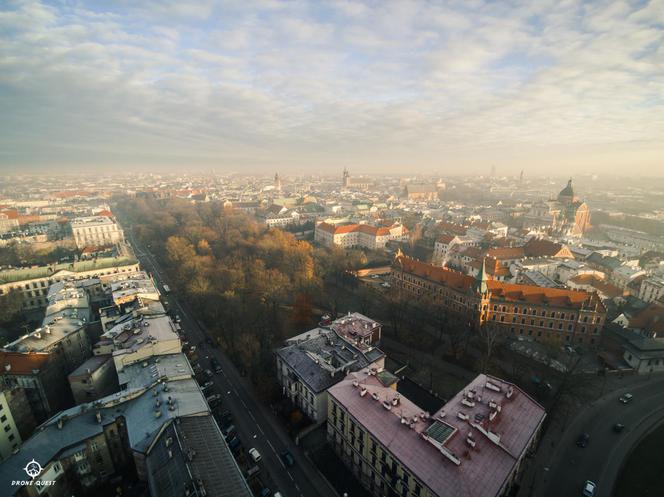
[391,253,606,347]
[315,222,408,250]
[70,216,125,249]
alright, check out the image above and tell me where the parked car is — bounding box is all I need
[582,480,596,497]
[247,465,261,478]
[619,393,633,404]
[613,423,625,433]
[576,433,590,448]
[280,450,294,467]
[206,393,222,405]
[228,437,241,452]
[201,381,214,391]
[249,448,262,463]
[222,424,235,439]
[259,488,271,497]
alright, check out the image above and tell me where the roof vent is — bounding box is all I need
[360,387,367,397]
[371,392,380,401]
[382,401,392,411]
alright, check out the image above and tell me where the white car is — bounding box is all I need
[249,448,262,463]
[619,393,633,404]
[582,480,596,497]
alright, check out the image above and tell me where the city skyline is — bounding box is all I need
[1,0,662,175]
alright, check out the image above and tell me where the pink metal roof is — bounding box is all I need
[328,371,546,497]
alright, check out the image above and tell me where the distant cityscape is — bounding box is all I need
[0,172,663,497]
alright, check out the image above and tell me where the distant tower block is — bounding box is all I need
[342,167,350,188]
[274,172,282,192]
[491,164,496,177]
[519,170,524,183]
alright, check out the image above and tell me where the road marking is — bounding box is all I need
[266,439,276,452]
[257,424,264,435]
[248,412,256,422]
[287,471,294,482]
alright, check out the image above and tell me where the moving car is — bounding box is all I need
[613,423,625,433]
[582,480,596,497]
[576,433,590,448]
[619,393,633,404]
[210,358,222,373]
[249,448,262,463]
[280,450,294,467]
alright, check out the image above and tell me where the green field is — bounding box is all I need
[613,423,664,497]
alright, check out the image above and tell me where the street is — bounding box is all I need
[127,228,337,497]
[533,375,664,497]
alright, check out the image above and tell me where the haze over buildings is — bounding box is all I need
[0,1,663,175]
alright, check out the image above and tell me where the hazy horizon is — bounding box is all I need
[1,1,662,176]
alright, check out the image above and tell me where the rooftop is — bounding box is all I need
[329,312,381,348]
[68,354,112,379]
[118,353,194,388]
[0,256,138,284]
[277,329,383,394]
[0,376,209,490]
[146,415,252,497]
[328,371,546,497]
[395,254,605,311]
[4,283,91,352]
[70,216,117,227]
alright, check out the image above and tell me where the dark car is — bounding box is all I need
[210,358,222,374]
[259,488,271,497]
[576,433,590,447]
[280,450,295,467]
[613,423,625,433]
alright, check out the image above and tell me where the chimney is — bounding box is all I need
[95,411,102,424]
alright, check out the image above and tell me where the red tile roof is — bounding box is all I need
[395,255,603,310]
[629,301,664,334]
[524,238,572,258]
[486,247,525,260]
[0,351,50,374]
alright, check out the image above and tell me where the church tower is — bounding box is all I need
[342,167,350,188]
[274,172,282,192]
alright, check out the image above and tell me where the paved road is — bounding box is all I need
[126,228,337,497]
[534,376,664,497]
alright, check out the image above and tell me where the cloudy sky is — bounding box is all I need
[0,0,662,175]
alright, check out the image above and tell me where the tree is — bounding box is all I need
[292,293,313,331]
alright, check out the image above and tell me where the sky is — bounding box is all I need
[0,0,662,176]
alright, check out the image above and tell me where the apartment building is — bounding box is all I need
[68,355,118,405]
[391,253,606,347]
[638,277,664,303]
[276,314,385,423]
[0,391,22,462]
[0,256,139,310]
[315,221,408,250]
[70,215,125,249]
[328,370,545,497]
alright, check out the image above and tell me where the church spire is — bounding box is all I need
[475,257,489,294]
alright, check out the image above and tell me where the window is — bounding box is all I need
[0,415,5,423]
[4,425,10,432]
[8,434,15,441]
